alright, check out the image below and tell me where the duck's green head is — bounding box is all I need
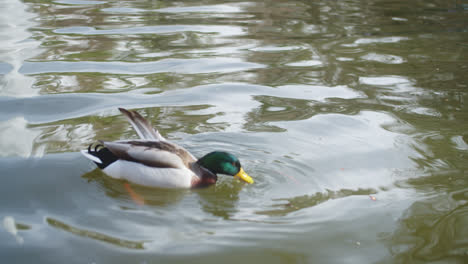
[197,151,254,184]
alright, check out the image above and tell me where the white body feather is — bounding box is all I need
[103,160,194,188]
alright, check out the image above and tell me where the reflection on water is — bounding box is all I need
[47,217,145,249]
[389,188,468,262]
[2,216,26,244]
[1,0,468,262]
[0,117,43,157]
[0,0,41,97]
[257,188,378,217]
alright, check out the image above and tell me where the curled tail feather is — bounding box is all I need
[81,143,118,169]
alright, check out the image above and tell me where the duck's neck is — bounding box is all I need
[191,176,217,188]
[191,158,218,188]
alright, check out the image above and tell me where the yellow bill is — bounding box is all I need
[234,167,254,184]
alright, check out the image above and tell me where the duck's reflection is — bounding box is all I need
[82,169,189,207]
[82,168,244,219]
[194,180,244,219]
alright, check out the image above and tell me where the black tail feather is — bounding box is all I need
[87,143,118,169]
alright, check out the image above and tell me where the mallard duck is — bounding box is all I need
[81,108,254,188]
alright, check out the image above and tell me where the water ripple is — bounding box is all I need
[54,0,106,5]
[54,25,245,37]
[343,36,410,47]
[0,63,13,75]
[360,53,406,64]
[102,3,248,14]
[19,59,264,75]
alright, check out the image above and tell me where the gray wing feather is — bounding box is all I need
[102,141,188,169]
[119,108,165,141]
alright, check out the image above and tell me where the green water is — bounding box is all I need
[1,0,467,263]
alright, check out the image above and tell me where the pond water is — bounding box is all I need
[1,0,468,263]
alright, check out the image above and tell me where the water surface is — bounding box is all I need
[1,0,468,263]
